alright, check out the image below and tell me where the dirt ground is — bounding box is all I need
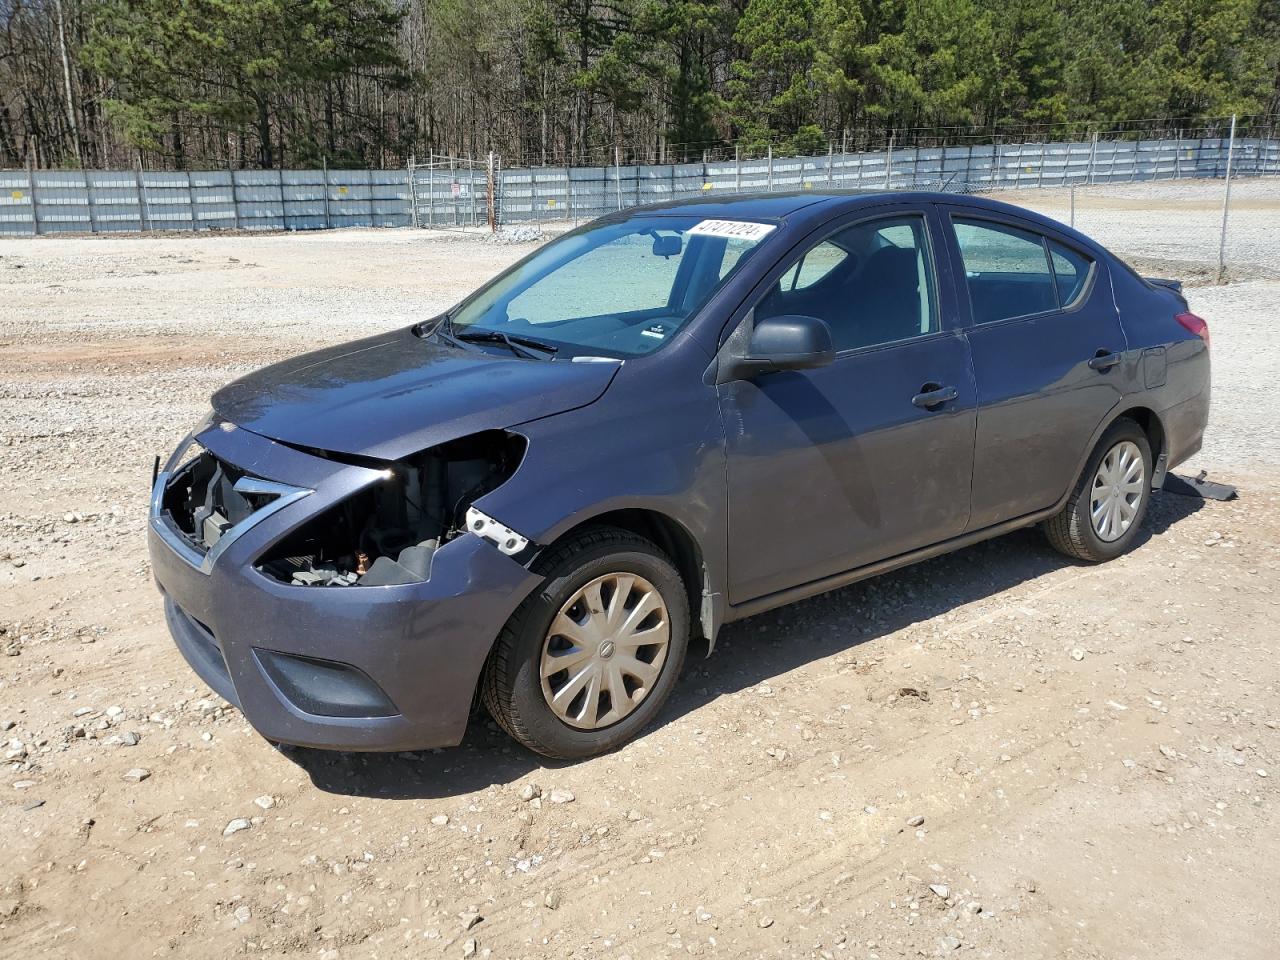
[1,180,1278,960]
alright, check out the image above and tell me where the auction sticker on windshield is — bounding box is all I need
[687,219,776,242]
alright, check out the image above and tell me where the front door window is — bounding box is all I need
[756,215,938,351]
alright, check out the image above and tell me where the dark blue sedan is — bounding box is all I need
[148,191,1210,758]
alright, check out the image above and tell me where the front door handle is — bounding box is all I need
[912,383,959,409]
[1088,350,1121,371]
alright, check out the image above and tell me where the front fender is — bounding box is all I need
[474,373,728,632]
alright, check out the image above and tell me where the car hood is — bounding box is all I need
[212,327,621,461]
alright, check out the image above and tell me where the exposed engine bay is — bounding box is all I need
[258,431,527,586]
[163,431,527,587]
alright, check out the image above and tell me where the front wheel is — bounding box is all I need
[1043,418,1153,562]
[481,527,690,759]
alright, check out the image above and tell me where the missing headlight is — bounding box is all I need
[255,431,526,587]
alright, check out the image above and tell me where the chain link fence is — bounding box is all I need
[1005,177,1280,285]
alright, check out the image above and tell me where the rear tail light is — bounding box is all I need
[1175,312,1209,347]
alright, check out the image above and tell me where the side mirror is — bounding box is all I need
[722,314,834,381]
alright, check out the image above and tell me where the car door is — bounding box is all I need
[940,208,1127,531]
[718,206,977,605]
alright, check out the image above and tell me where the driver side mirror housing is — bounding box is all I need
[718,314,835,382]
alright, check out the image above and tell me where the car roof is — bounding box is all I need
[610,189,1040,220]
[612,190,1096,250]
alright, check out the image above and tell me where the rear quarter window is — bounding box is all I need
[1049,241,1094,307]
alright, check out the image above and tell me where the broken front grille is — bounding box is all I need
[162,449,260,554]
[151,444,313,574]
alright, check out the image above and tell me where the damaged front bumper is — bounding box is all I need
[148,421,541,751]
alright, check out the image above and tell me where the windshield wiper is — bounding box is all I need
[455,329,559,360]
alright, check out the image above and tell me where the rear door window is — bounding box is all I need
[953,219,1058,324]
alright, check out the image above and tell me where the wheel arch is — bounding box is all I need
[1116,405,1166,463]
[546,508,716,649]
[1106,403,1168,488]
[1053,403,1169,518]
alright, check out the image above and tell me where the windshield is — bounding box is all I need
[447,214,776,358]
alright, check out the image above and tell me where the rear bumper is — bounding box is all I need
[148,424,541,752]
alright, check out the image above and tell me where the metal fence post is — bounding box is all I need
[427,152,434,227]
[735,144,741,193]
[27,156,38,236]
[1217,113,1237,284]
[885,134,893,189]
[487,151,496,232]
[405,157,415,229]
[615,146,622,210]
[187,171,197,232]
[1087,132,1097,186]
[279,168,290,230]
[767,145,773,191]
[229,163,240,230]
[827,140,834,185]
[470,160,478,227]
[84,169,96,234]
[324,159,332,229]
[135,157,151,231]
[1070,183,1076,228]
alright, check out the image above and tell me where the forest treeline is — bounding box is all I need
[2,0,1278,170]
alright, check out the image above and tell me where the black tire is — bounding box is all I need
[1042,418,1153,562]
[481,526,690,759]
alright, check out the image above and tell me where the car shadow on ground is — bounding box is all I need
[284,489,1205,800]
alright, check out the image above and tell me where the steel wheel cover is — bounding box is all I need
[1090,440,1145,542]
[539,572,671,730]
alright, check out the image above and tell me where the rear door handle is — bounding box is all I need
[912,383,959,409]
[1088,350,1121,371]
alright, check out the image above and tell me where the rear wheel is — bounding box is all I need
[482,527,689,759]
[1043,419,1153,562]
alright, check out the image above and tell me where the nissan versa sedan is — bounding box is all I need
[148,191,1210,759]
